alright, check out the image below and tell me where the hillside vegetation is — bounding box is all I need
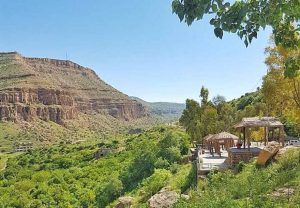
[131,97,185,122]
[0,113,165,153]
[0,126,194,207]
[1,126,299,207]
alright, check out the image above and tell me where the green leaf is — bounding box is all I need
[252,31,257,39]
[284,58,299,78]
[212,4,218,12]
[224,2,230,8]
[238,31,243,39]
[214,28,223,39]
[216,0,223,8]
[248,34,253,43]
[244,38,248,47]
[231,28,237,33]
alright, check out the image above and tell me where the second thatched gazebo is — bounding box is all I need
[211,132,238,155]
[204,132,239,156]
[234,117,285,149]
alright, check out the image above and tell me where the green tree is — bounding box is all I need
[218,103,235,131]
[263,42,300,108]
[200,86,209,106]
[212,95,226,113]
[158,132,182,163]
[201,105,220,135]
[139,169,172,201]
[262,41,300,132]
[96,175,123,208]
[179,99,202,142]
[121,140,157,191]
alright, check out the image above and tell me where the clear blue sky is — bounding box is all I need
[0,0,271,103]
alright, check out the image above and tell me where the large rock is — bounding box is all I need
[256,143,280,166]
[115,196,134,208]
[148,187,179,208]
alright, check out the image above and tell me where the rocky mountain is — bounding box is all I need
[131,97,185,121]
[0,52,146,124]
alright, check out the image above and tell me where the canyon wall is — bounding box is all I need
[0,52,146,124]
[0,88,76,124]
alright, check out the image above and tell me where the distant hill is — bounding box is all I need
[131,97,185,121]
[0,52,161,151]
[0,52,146,123]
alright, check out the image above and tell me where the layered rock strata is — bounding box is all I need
[0,52,146,124]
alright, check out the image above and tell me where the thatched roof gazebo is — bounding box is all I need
[203,132,238,155]
[203,134,214,142]
[211,132,239,141]
[211,132,238,153]
[234,117,285,149]
[203,134,215,154]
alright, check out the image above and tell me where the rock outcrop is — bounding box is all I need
[0,88,77,124]
[148,187,179,208]
[0,52,146,124]
[115,196,134,208]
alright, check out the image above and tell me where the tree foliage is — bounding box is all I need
[262,40,300,133]
[180,87,236,142]
[172,0,300,75]
[172,0,300,47]
[0,127,191,208]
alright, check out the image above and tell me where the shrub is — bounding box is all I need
[180,162,197,193]
[32,171,51,183]
[160,147,182,164]
[139,169,172,201]
[235,161,245,173]
[169,163,180,174]
[96,175,123,208]
[154,157,170,169]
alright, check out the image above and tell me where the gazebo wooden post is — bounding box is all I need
[278,127,281,146]
[243,127,246,149]
[247,127,250,151]
[264,127,268,146]
[266,127,269,143]
[282,126,285,147]
[279,127,284,147]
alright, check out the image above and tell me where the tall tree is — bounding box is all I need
[263,42,300,109]
[212,95,226,113]
[200,86,209,106]
[262,41,300,131]
[179,99,202,142]
[180,87,230,142]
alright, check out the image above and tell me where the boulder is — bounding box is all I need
[256,144,280,166]
[148,187,179,208]
[271,187,295,197]
[115,196,134,208]
[180,194,190,200]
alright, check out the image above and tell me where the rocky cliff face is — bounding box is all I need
[0,52,146,124]
[0,88,76,124]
